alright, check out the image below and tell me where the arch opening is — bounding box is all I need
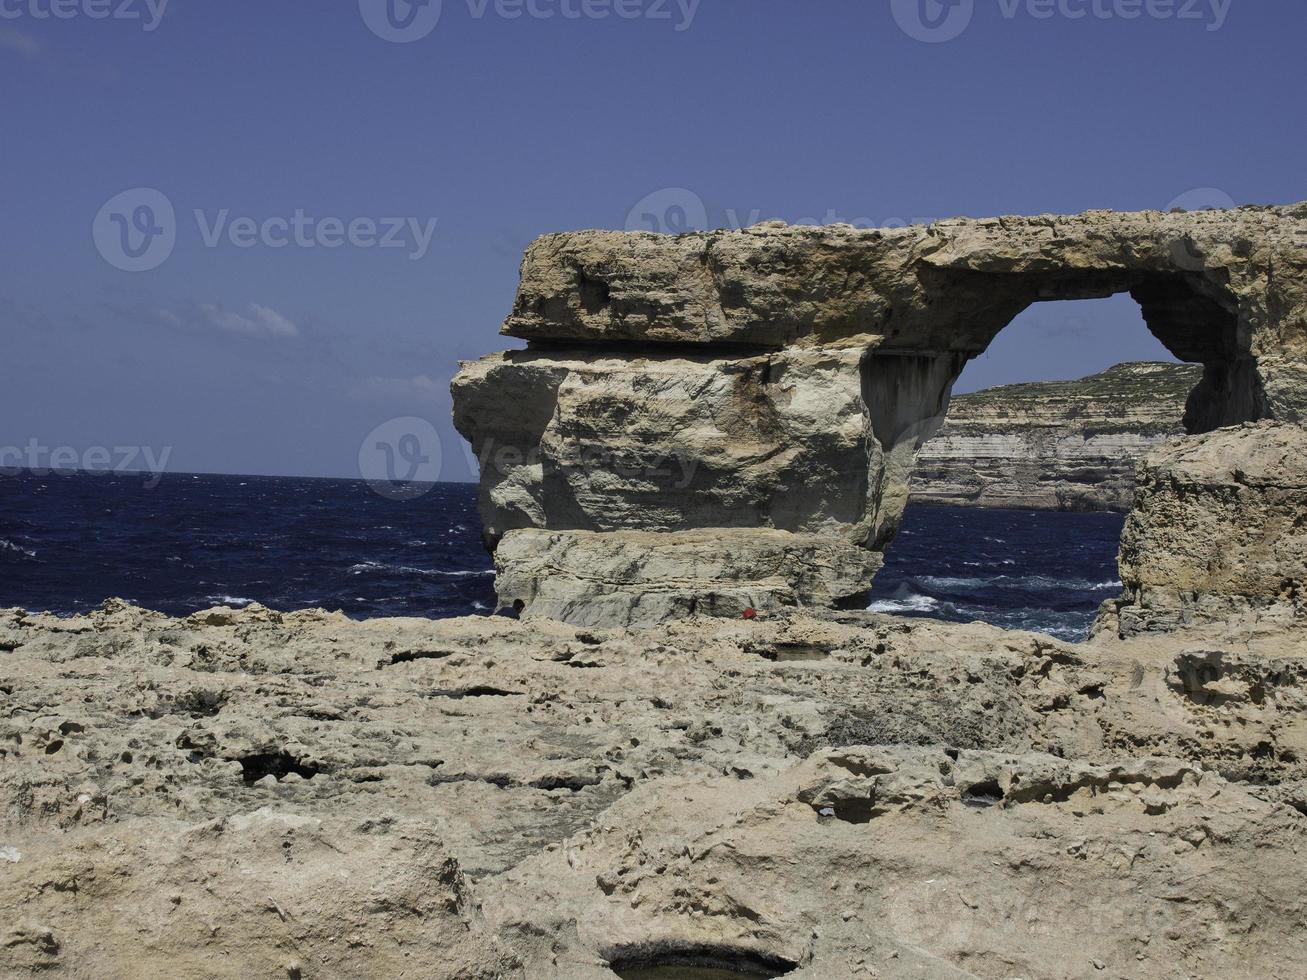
[867,293,1210,641]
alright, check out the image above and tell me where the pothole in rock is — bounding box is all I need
[608,946,797,980]
[754,642,834,663]
[962,779,1005,808]
[424,685,522,699]
[233,751,321,785]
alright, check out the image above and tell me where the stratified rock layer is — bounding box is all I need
[912,362,1201,511]
[495,528,883,627]
[1100,422,1307,636]
[454,204,1307,625]
[3,600,1307,977]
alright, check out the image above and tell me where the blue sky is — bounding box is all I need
[2,0,1302,480]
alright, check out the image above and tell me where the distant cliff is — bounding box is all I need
[911,362,1203,512]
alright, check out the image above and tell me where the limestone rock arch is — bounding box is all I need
[452,204,1307,627]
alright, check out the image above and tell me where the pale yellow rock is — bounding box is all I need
[453,204,1307,625]
[2,600,1306,977]
[1101,421,1307,636]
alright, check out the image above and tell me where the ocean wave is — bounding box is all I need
[915,574,1119,593]
[347,561,493,579]
[868,593,941,615]
[204,594,256,607]
[869,593,1094,642]
[0,537,36,559]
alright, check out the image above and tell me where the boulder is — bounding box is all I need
[1099,422,1307,636]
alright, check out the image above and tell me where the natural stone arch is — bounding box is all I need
[858,268,1245,543]
[452,204,1307,626]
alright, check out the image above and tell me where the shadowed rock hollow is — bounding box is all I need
[453,204,1307,626]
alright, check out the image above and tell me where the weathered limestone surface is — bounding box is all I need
[495,528,883,627]
[3,600,1307,977]
[911,362,1200,511]
[454,204,1307,625]
[1099,422,1307,637]
[452,347,889,550]
[501,206,1307,418]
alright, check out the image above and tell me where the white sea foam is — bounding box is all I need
[916,574,1119,593]
[0,538,36,559]
[868,593,941,614]
[347,561,493,579]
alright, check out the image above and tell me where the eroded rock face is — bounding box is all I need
[452,347,889,550]
[453,204,1307,625]
[1100,422,1307,636]
[495,528,883,627]
[3,600,1307,977]
[912,362,1201,511]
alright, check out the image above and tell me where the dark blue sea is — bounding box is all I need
[868,505,1126,641]
[0,472,1124,641]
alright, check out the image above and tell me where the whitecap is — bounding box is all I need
[868,593,941,614]
[0,538,36,559]
[347,561,493,579]
[915,573,1119,594]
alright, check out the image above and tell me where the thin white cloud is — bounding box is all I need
[0,28,42,60]
[157,302,300,339]
[348,375,444,403]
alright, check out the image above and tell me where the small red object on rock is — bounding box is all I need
[742,608,757,620]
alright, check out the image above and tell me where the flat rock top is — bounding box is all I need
[1143,420,1307,487]
[2,600,1306,977]
[501,203,1307,348]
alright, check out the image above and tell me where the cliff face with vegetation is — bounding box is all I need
[911,362,1203,512]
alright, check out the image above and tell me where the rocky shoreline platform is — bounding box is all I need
[5,203,1307,977]
[3,597,1307,977]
